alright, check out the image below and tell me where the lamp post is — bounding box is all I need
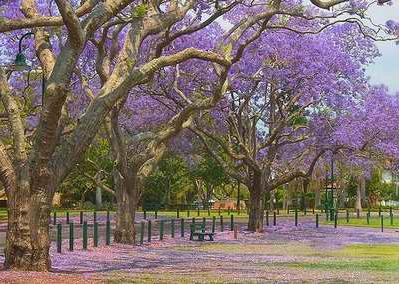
[12,32,46,106]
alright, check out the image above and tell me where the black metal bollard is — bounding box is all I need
[316,214,319,228]
[66,211,69,224]
[367,212,370,225]
[69,222,74,251]
[266,211,269,227]
[381,215,384,232]
[202,217,206,228]
[181,218,185,237]
[80,211,84,224]
[53,211,57,225]
[57,223,62,253]
[230,215,234,231]
[93,222,98,247]
[148,220,152,242]
[160,220,164,240]
[192,217,196,225]
[390,207,393,217]
[171,219,175,238]
[356,209,360,219]
[346,210,349,223]
[334,211,338,228]
[106,220,111,245]
[273,211,276,226]
[390,213,394,226]
[295,209,298,227]
[220,215,224,232]
[140,221,144,245]
[107,210,110,222]
[83,221,88,250]
[155,210,158,219]
[379,207,382,217]
[212,216,216,233]
[144,210,147,219]
[93,211,97,223]
[312,207,315,214]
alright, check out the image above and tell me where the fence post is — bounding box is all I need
[379,207,382,217]
[106,220,111,245]
[93,211,97,223]
[234,225,238,239]
[312,207,315,214]
[155,210,158,219]
[316,214,319,228]
[53,211,57,225]
[148,220,152,242]
[356,209,360,219]
[230,215,234,231]
[367,212,370,225]
[202,217,206,228]
[140,221,144,244]
[295,209,298,227]
[390,207,393,217]
[192,217,196,225]
[144,210,147,219]
[171,219,175,238]
[197,208,200,217]
[381,215,384,232]
[390,212,394,226]
[346,210,349,223]
[273,211,276,226]
[80,211,84,225]
[93,222,98,247]
[266,211,269,227]
[220,215,224,232]
[83,221,88,250]
[212,216,216,233]
[180,218,185,237]
[57,223,62,253]
[69,222,74,251]
[160,220,164,240]
[334,211,338,228]
[330,209,334,221]
[66,211,69,224]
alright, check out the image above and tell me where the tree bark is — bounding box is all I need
[248,172,264,232]
[113,169,137,244]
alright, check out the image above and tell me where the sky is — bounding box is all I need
[366,2,399,93]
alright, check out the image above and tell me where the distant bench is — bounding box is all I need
[190,224,214,241]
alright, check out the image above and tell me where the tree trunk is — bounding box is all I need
[356,176,362,212]
[5,174,53,271]
[113,169,137,244]
[248,172,264,232]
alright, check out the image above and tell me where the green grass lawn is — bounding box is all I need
[106,243,399,283]
[323,216,399,229]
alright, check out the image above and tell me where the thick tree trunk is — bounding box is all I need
[248,172,264,232]
[5,178,53,271]
[113,169,138,244]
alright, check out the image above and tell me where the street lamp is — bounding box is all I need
[8,32,46,105]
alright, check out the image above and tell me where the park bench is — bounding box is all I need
[190,223,214,241]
